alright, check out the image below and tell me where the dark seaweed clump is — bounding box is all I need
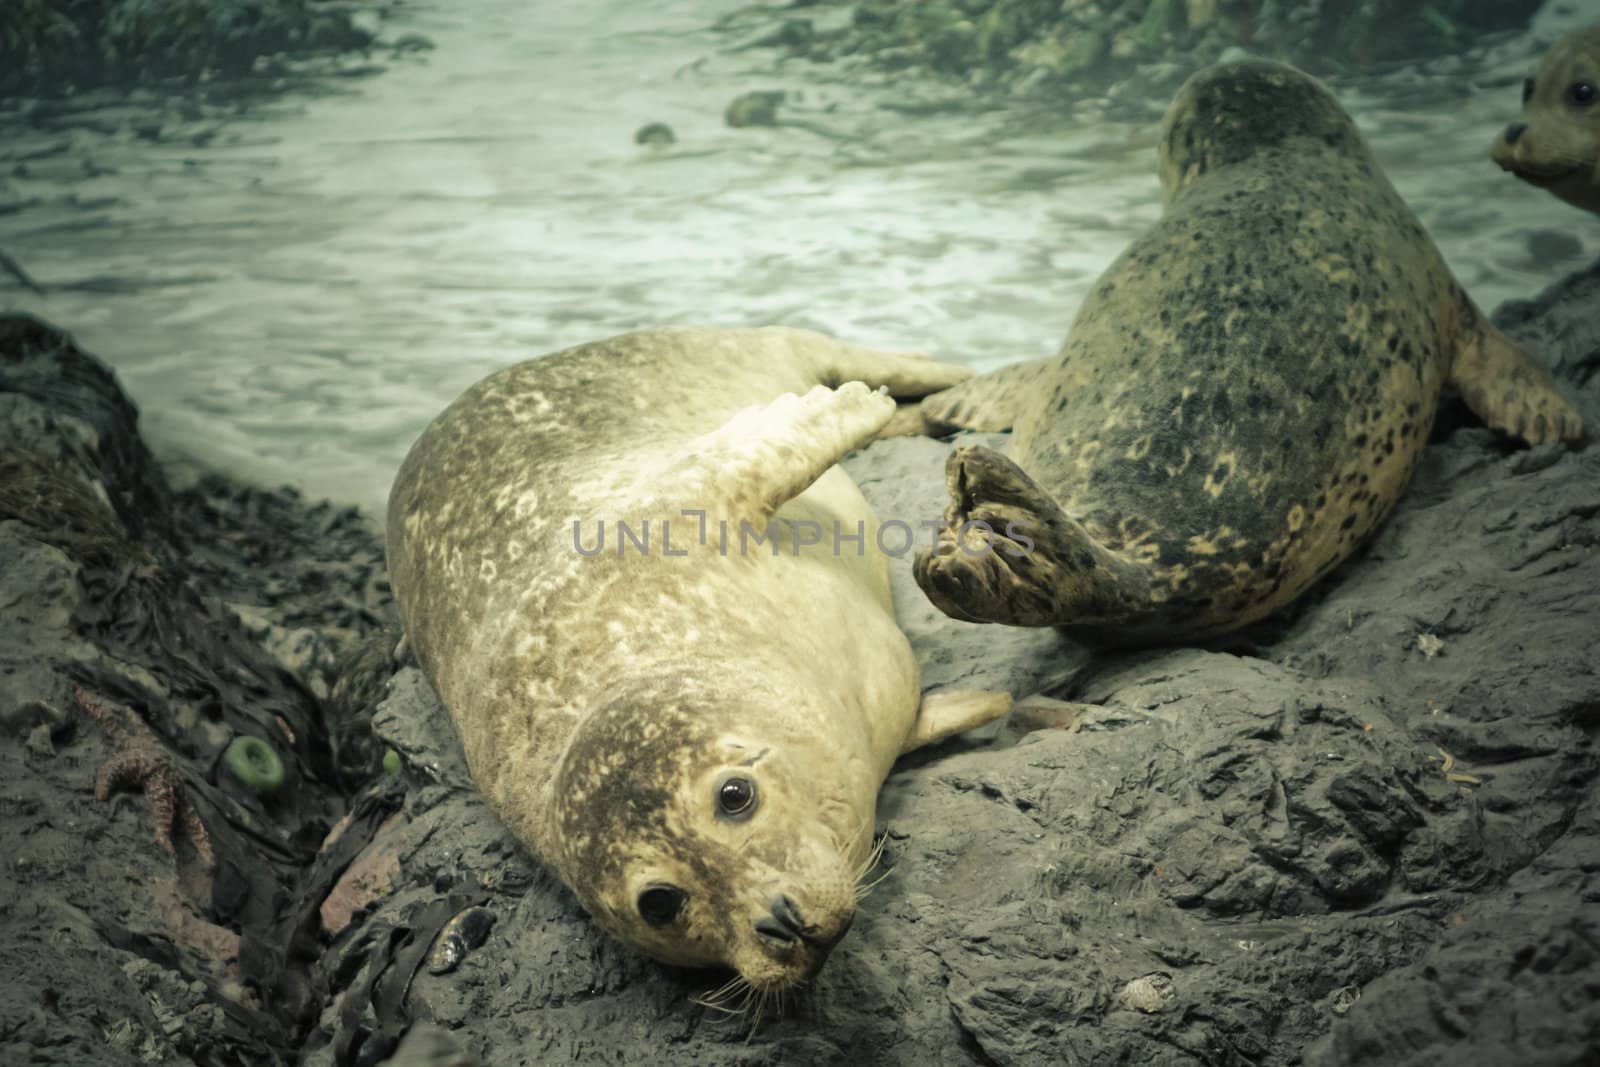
[728,0,1543,101]
[0,0,378,97]
[0,314,400,1063]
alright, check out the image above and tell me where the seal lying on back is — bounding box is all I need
[914,61,1584,644]
[1491,25,1600,213]
[387,327,1008,993]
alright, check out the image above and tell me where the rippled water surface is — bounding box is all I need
[1,1,1593,521]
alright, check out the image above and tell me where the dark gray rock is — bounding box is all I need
[317,260,1600,1065]
[729,0,1546,103]
[0,0,380,97]
[2,253,1596,1064]
[0,315,391,1066]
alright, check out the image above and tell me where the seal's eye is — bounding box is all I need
[1522,77,1535,105]
[1569,81,1597,107]
[716,776,758,820]
[637,884,685,926]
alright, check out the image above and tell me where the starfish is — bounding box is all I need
[73,685,215,869]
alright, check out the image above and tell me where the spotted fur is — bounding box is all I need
[917,62,1583,644]
[386,326,999,990]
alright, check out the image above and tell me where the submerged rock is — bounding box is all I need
[725,89,787,128]
[732,0,1546,101]
[0,0,382,97]
[634,121,676,147]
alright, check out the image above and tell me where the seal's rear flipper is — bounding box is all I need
[899,688,1012,754]
[876,402,938,439]
[674,381,896,525]
[1450,320,1584,445]
[918,358,1051,434]
[913,445,1151,627]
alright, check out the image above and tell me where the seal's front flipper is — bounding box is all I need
[1451,321,1584,445]
[919,358,1051,434]
[674,381,896,525]
[899,688,1012,754]
[780,329,974,399]
[913,445,1151,627]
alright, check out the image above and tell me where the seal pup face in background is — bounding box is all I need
[1157,60,1366,202]
[1491,26,1600,213]
[546,677,873,996]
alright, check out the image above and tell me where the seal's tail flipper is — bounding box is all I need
[913,444,1150,627]
[899,688,1013,754]
[679,381,896,524]
[918,358,1052,434]
[1450,321,1584,445]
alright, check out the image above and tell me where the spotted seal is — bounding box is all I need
[386,326,1009,993]
[913,61,1584,644]
[1491,25,1600,213]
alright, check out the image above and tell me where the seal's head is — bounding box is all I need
[545,675,873,992]
[1158,60,1366,202]
[1491,26,1600,213]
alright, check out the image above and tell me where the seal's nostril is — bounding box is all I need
[755,917,797,943]
[1504,122,1528,145]
[772,894,806,935]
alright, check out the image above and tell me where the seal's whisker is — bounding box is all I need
[706,975,742,997]
[851,827,892,901]
[854,827,889,881]
[742,989,772,1043]
[692,993,742,1013]
[699,977,762,1019]
[695,975,750,1009]
[694,974,753,1010]
[855,861,895,900]
[702,979,741,1003]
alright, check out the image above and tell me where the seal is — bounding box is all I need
[386,326,1010,995]
[1491,25,1600,213]
[914,61,1584,645]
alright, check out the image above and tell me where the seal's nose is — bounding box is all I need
[753,895,854,950]
[754,894,807,944]
[1504,122,1527,145]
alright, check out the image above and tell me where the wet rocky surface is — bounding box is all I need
[0,0,409,98]
[6,251,1594,1065]
[719,0,1547,114]
[0,315,393,1065]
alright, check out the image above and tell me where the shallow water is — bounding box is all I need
[0,1,1593,523]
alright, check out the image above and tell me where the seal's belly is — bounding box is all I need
[775,466,894,613]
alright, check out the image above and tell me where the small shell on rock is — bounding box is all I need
[426,906,497,975]
[1116,972,1176,1013]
